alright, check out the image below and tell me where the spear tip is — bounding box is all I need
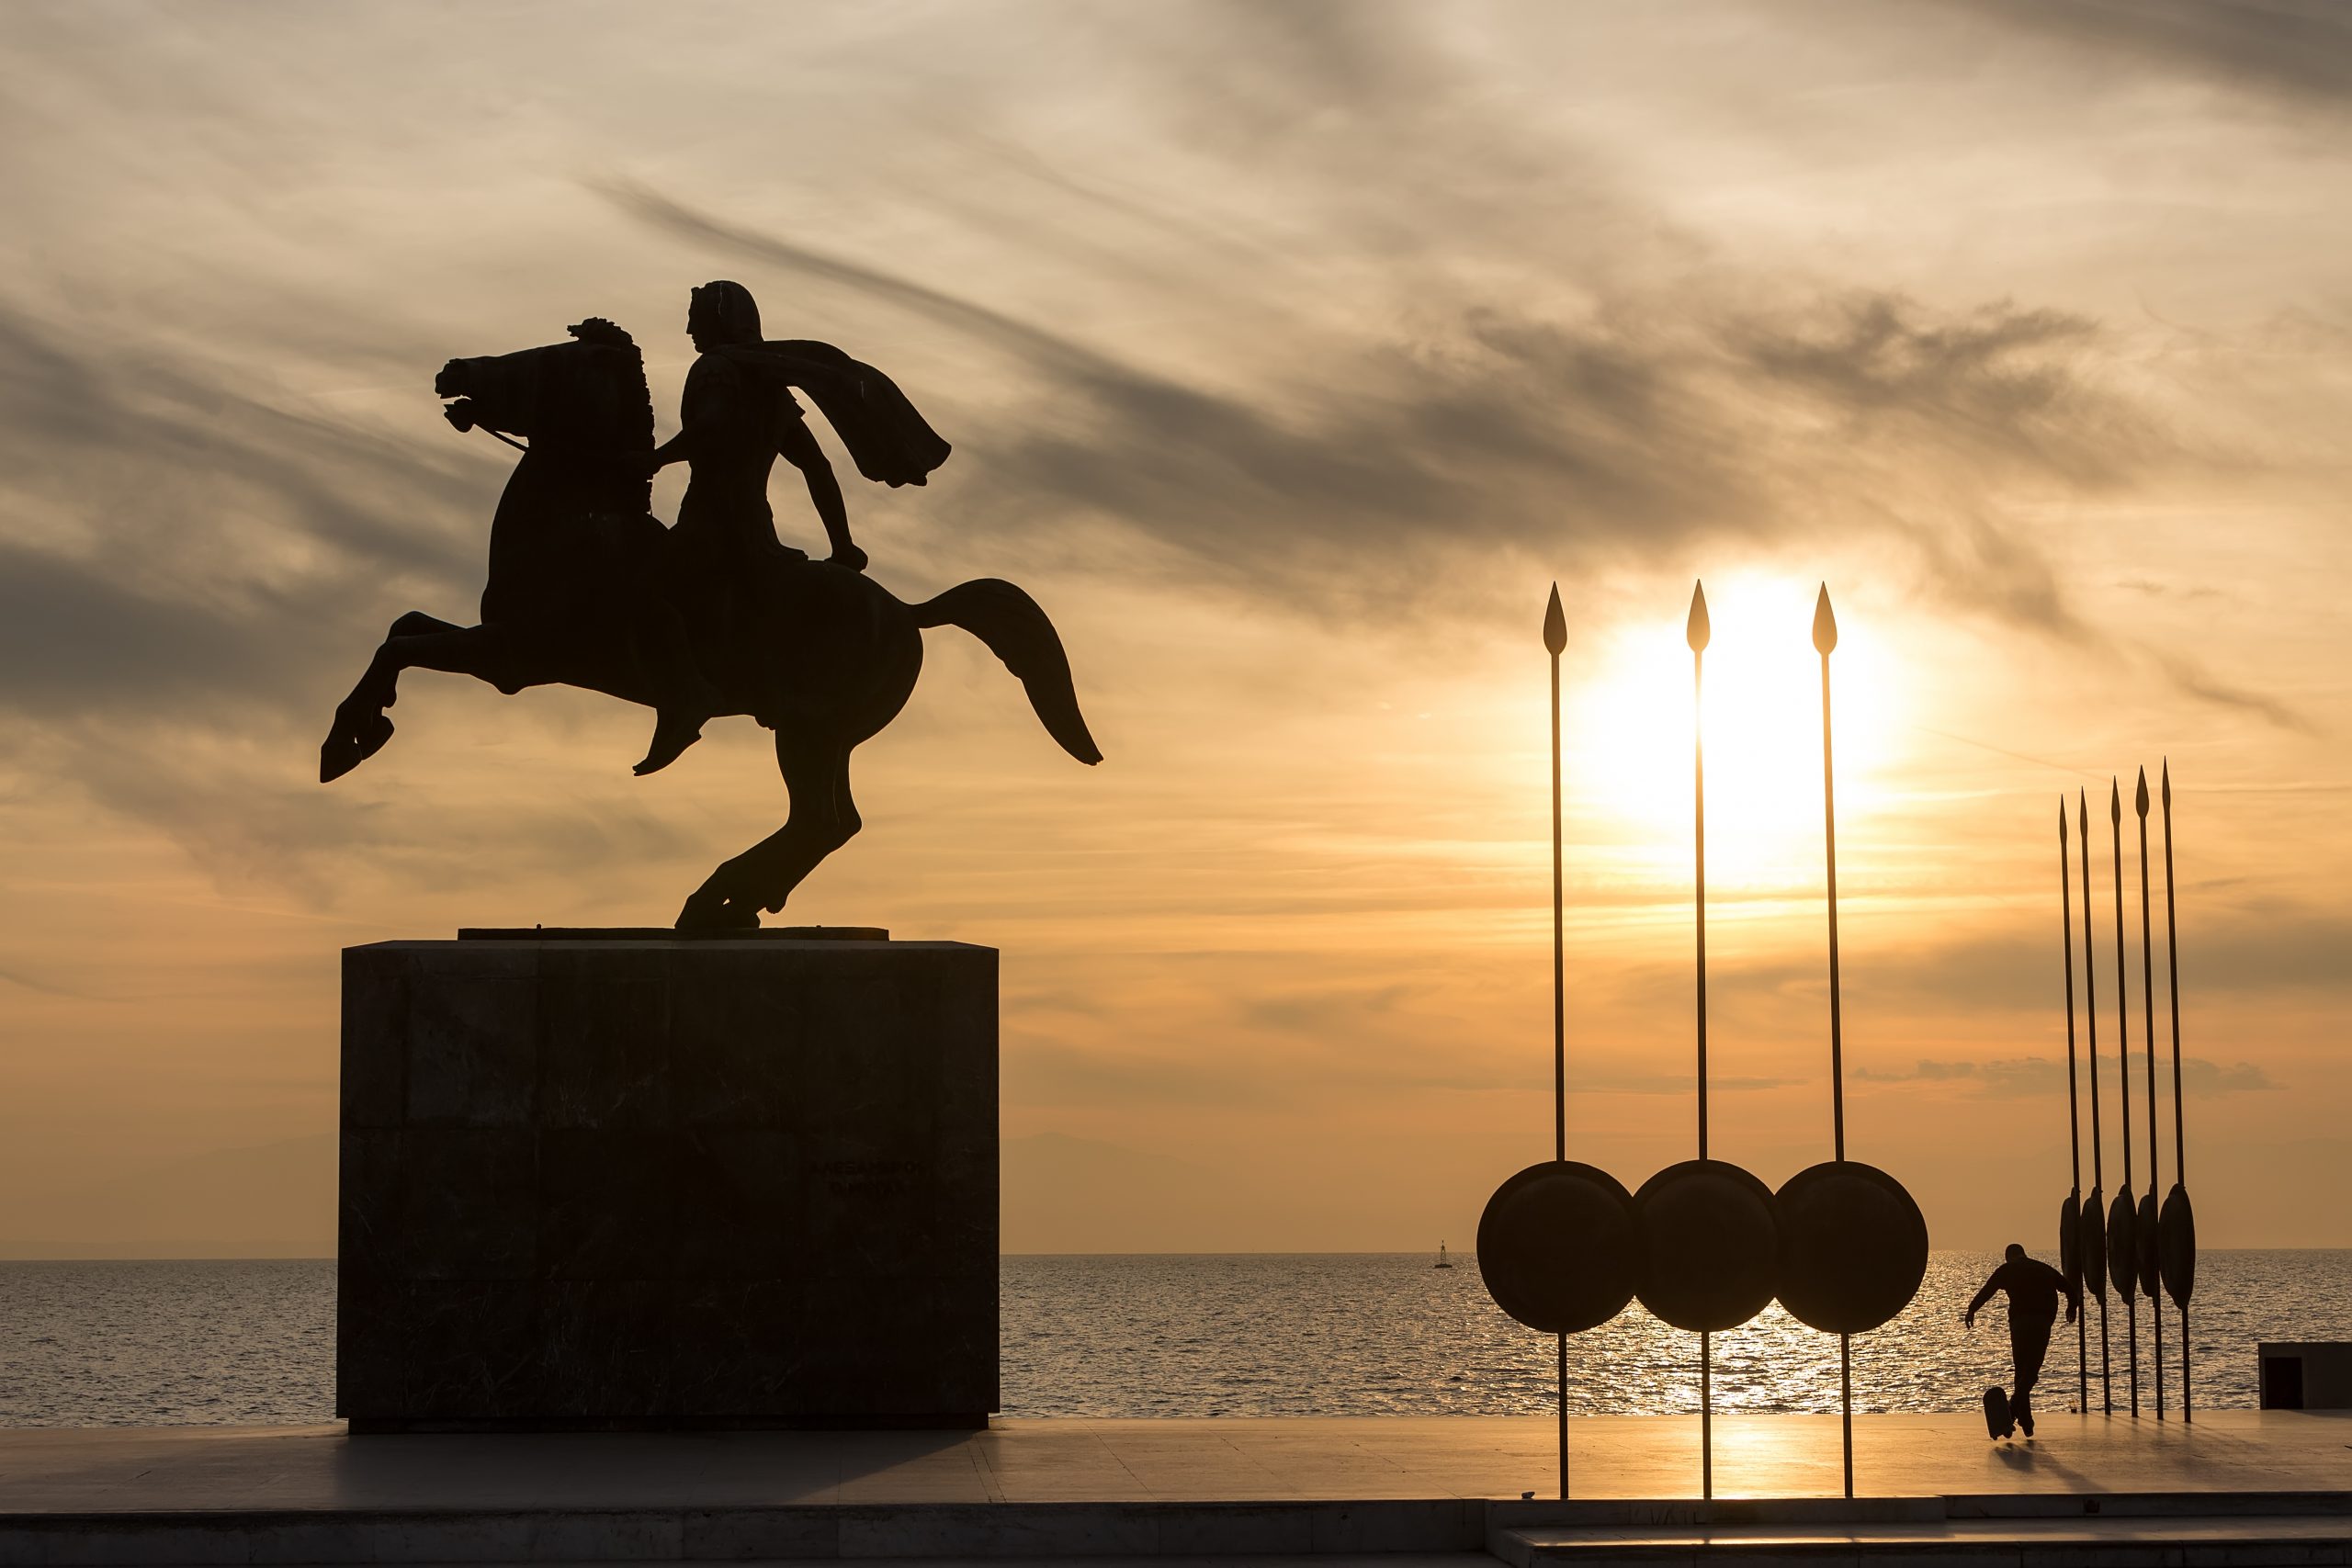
[2060,796,2069,841]
[2135,766,2150,818]
[2110,776,2122,823]
[1813,583,1838,655]
[2078,787,2089,832]
[2162,757,2172,807]
[1543,582,1566,656]
[1686,580,1711,653]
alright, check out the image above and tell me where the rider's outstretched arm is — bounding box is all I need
[777,417,863,570]
[1963,1274,2001,1325]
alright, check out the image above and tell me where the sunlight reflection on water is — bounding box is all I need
[999,1250,2352,1417]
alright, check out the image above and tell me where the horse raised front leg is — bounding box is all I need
[319,618,534,784]
[675,733,863,930]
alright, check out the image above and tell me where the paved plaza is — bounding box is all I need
[4,1411,2346,1511]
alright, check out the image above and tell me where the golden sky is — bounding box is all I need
[1,1,2346,1254]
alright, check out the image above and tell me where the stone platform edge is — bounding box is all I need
[345,1415,994,1436]
[6,1494,2350,1566]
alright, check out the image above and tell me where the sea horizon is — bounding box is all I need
[6,1250,2344,1428]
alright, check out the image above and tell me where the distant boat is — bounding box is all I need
[1434,1242,1454,1269]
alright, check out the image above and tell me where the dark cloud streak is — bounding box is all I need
[603,180,2179,646]
[1951,0,2352,107]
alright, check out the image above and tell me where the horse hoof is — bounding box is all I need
[319,714,395,784]
[674,888,759,931]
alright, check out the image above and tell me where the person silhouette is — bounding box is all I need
[658,281,866,570]
[1963,1242,2080,1436]
[629,280,869,775]
[634,280,953,777]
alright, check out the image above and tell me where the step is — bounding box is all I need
[0,1499,1490,1566]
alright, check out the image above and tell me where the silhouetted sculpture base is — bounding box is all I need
[336,933,996,1431]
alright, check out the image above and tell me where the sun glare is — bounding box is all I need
[1566,575,1901,900]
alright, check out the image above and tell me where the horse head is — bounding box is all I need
[436,318,655,514]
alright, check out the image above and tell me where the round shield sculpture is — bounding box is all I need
[2107,1188,2138,1303]
[1477,1159,1641,1334]
[2078,1190,2108,1296]
[2058,1192,2081,1290]
[1634,1158,1779,1332]
[1771,1160,1928,1335]
[2134,1190,2161,1299]
[2159,1182,2197,1308]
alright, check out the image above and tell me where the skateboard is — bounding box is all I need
[1982,1384,2014,1438]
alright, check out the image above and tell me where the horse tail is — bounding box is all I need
[910,579,1102,765]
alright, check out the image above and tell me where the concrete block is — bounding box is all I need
[2261,1343,2352,1410]
[337,935,998,1429]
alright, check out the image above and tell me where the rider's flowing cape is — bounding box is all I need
[719,340,953,488]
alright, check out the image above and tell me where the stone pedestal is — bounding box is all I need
[336,934,997,1431]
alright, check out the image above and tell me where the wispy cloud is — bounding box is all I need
[1857,1055,2282,1096]
[600,183,2178,649]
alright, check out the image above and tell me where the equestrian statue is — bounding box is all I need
[318,281,1101,930]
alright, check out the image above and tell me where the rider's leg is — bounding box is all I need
[632,604,725,777]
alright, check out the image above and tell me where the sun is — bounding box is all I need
[1564,573,1902,901]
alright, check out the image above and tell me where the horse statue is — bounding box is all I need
[318,318,1100,930]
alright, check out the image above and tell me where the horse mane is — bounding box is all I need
[565,318,654,457]
[546,319,654,513]
[567,317,634,349]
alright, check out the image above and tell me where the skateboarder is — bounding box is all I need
[1964,1243,2080,1436]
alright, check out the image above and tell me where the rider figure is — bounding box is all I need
[634,280,869,776]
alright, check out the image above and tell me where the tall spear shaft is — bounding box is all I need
[1544,584,1568,1495]
[2060,801,2086,1412]
[2110,780,2139,1416]
[2161,760,2191,1421]
[1549,587,1566,1165]
[1814,585,1852,1498]
[2137,769,2164,1418]
[1687,580,1713,1500]
[2079,790,2110,1414]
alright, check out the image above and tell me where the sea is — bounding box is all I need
[2,1252,2345,1427]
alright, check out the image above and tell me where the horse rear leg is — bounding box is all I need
[673,731,862,931]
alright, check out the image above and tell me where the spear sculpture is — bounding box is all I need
[1546,582,1568,1494]
[2078,789,2111,1414]
[2136,768,2165,1417]
[1468,584,1645,1500]
[2059,800,2087,1413]
[1784,586,1929,1493]
[2108,780,2140,1416]
[1815,585,1852,1498]
[1688,579,1715,1500]
[2159,761,2199,1421]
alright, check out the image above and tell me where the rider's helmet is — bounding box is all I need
[689,280,762,347]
